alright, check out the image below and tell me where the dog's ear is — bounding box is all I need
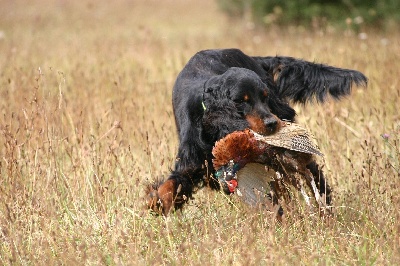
[203,74,233,101]
[255,56,367,104]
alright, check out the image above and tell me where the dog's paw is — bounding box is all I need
[146,179,176,216]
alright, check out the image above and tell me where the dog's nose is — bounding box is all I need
[264,117,278,131]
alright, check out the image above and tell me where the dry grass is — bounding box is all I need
[0,0,399,264]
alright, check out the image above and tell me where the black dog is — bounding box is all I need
[147,48,367,215]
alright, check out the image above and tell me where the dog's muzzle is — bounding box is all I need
[264,117,278,132]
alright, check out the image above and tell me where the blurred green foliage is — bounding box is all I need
[217,0,400,29]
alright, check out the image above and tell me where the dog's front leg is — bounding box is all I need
[147,168,205,215]
[147,179,177,216]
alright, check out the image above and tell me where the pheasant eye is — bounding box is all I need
[263,90,268,97]
[243,94,249,101]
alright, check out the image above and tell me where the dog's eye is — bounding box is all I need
[261,90,269,102]
[233,94,250,104]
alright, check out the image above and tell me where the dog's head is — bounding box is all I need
[202,67,291,141]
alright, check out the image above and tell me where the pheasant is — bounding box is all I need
[212,121,326,210]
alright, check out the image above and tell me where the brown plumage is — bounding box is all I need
[212,129,264,170]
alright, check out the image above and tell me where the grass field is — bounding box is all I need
[1,0,399,264]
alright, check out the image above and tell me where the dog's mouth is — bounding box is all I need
[246,114,282,135]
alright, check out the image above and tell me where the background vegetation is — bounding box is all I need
[0,0,399,264]
[217,0,400,30]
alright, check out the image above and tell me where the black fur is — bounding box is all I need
[160,48,367,212]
